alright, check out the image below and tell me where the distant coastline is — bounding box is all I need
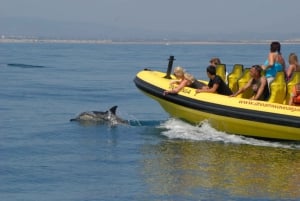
[1,37,300,45]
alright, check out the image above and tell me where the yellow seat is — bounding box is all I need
[216,64,226,83]
[285,72,300,104]
[237,68,252,98]
[267,72,286,104]
[227,64,244,93]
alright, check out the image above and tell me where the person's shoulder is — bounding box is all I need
[279,54,285,60]
[269,52,275,56]
[290,63,297,69]
[215,75,222,80]
[215,75,225,83]
[260,76,267,83]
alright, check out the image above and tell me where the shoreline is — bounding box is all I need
[1,38,300,45]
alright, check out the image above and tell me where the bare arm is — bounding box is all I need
[164,79,188,95]
[262,53,275,70]
[195,83,219,93]
[279,55,286,70]
[251,77,267,100]
[170,80,181,85]
[289,86,297,105]
[230,79,252,97]
[286,64,295,79]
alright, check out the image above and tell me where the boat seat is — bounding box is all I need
[216,64,227,83]
[267,72,287,104]
[236,68,252,98]
[227,64,244,93]
[284,72,300,104]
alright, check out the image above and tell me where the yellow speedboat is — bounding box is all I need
[134,56,300,141]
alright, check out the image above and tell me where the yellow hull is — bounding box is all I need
[134,69,300,141]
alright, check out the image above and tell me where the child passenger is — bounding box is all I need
[289,83,300,105]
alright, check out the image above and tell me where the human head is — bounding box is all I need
[289,53,298,64]
[206,65,216,76]
[270,41,281,53]
[210,57,221,67]
[250,65,262,77]
[173,66,185,78]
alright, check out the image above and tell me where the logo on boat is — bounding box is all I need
[238,100,300,112]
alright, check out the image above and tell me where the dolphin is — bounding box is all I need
[70,105,128,126]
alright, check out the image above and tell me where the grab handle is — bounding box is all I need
[164,55,175,79]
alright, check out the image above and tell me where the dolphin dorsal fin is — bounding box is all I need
[109,106,118,115]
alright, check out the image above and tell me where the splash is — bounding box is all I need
[158,118,300,149]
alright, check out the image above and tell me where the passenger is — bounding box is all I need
[184,73,206,89]
[210,57,228,83]
[195,65,232,95]
[286,53,300,81]
[163,66,205,95]
[230,65,269,100]
[261,41,286,87]
[209,57,222,67]
[289,83,300,105]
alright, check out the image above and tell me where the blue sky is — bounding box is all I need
[0,0,299,40]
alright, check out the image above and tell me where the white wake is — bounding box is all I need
[158,118,300,150]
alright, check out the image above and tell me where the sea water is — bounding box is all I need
[0,42,299,201]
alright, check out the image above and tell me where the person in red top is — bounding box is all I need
[289,83,300,105]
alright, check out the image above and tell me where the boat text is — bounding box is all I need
[238,99,300,112]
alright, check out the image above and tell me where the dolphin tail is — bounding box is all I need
[70,118,77,122]
[109,105,118,115]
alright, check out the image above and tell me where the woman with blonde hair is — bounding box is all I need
[286,53,300,81]
[163,66,205,95]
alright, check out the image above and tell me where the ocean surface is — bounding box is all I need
[0,42,300,201]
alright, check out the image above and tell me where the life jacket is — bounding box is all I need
[292,83,300,104]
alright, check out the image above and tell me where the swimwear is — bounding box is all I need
[190,80,206,89]
[264,55,284,78]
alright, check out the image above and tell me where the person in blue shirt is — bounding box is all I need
[261,41,286,88]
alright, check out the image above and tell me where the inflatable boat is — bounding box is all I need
[134,56,300,141]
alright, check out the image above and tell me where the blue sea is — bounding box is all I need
[0,42,300,201]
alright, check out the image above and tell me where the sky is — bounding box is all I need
[0,0,300,40]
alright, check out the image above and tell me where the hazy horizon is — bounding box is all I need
[1,0,300,41]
